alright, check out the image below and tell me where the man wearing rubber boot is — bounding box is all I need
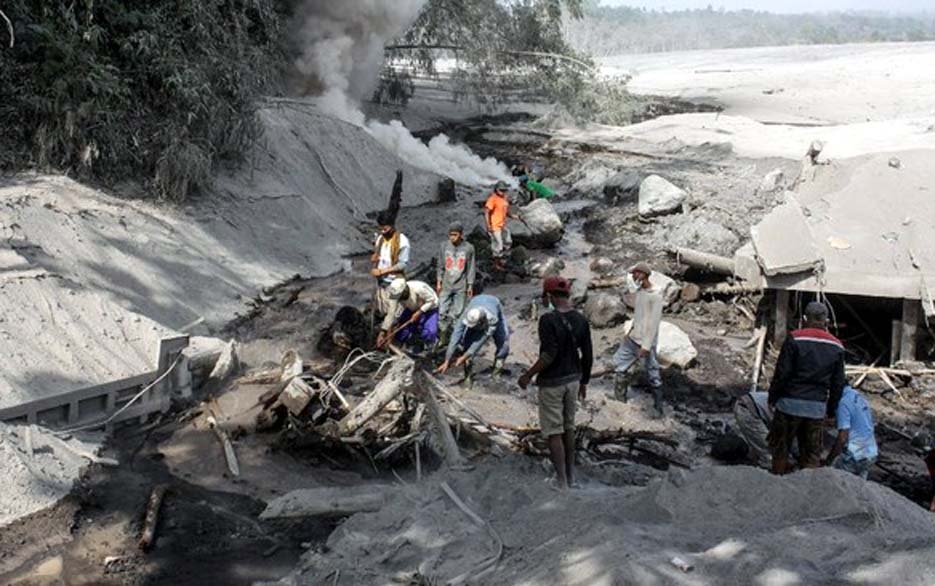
[613,262,665,418]
[436,221,475,352]
[436,294,510,387]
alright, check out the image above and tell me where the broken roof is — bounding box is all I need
[736,150,935,305]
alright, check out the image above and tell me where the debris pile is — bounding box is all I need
[271,463,935,585]
[0,423,107,527]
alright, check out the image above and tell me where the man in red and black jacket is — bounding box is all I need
[767,301,846,474]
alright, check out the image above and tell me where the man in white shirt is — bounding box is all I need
[613,262,665,417]
[370,211,411,318]
[377,278,440,351]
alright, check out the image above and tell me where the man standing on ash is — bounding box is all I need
[519,277,593,491]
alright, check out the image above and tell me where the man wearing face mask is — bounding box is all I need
[613,262,665,417]
[519,277,593,491]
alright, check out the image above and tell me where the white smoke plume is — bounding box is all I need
[291,0,511,186]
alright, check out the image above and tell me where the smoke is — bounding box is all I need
[291,0,511,186]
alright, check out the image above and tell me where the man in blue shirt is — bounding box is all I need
[435,294,510,386]
[825,385,878,479]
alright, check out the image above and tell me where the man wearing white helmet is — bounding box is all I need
[435,294,510,385]
[376,278,439,350]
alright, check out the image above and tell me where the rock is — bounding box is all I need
[512,199,564,248]
[758,168,784,192]
[889,157,902,169]
[624,319,697,368]
[638,175,687,217]
[603,170,643,206]
[584,292,628,328]
[667,218,740,257]
[509,245,530,264]
[528,257,565,278]
[680,283,701,302]
[570,278,589,305]
[589,256,615,276]
[623,271,680,309]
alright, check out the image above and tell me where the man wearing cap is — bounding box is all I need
[370,211,411,318]
[613,262,666,417]
[519,276,593,490]
[485,181,513,270]
[436,222,476,349]
[376,278,439,351]
[767,301,846,474]
[436,294,509,385]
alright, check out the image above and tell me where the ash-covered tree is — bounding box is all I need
[384,0,639,125]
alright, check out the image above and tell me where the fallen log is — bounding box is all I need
[702,281,763,296]
[259,486,391,519]
[206,412,240,477]
[414,369,465,468]
[139,484,168,551]
[338,358,414,435]
[671,247,734,276]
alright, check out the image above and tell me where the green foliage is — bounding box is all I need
[0,0,285,200]
[395,0,635,124]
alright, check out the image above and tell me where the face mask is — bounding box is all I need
[625,272,640,294]
[542,294,554,312]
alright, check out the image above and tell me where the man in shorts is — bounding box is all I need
[519,276,593,490]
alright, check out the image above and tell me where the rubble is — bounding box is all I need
[624,319,698,367]
[584,292,628,328]
[603,170,643,205]
[638,175,687,217]
[527,256,565,278]
[274,463,935,585]
[758,167,785,192]
[511,199,564,248]
[0,423,104,528]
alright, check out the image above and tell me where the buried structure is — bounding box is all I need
[733,150,935,363]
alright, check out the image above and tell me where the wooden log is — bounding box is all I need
[750,326,767,392]
[704,281,764,296]
[414,369,465,468]
[259,486,391,519]
[774,289,790,347]
[206,413,240,477]
[680,283,701,302]
[671,247,734,276]
[139,484,168,551]
[280,350,304,382]
[339,358,413,435]
[901,299,920,363]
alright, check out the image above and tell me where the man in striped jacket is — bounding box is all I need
[767,301,846,475]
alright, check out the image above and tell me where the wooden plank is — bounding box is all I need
[901,299,920,363]
[259,486,391,519]
[773,290,790,347]
[139,484,168,551]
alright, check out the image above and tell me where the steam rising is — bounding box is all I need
[292,0,510,185]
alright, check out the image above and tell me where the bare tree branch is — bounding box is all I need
[0,9,12,49]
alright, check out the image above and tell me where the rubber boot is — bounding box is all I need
[463,362,474,390]
[613,374,630,402]
[652,386,665,419]
[492,358,505,379]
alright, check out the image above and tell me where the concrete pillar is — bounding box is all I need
[774,289,790,347]
[890,320,902,367]
[901,298,920,363]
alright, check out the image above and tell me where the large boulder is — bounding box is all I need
[589,256,615,276]
[622,271,681,308]
[667,218,739,257]
[758,168,784,193]
[528,257,565,278]
[512,199,564,248]
[570,278,590,305]
[603,170,643,206]
[638,175,687,217]
[624,319,697,368]
[584,292,628,329]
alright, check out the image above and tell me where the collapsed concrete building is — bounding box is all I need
[734,150,934,363]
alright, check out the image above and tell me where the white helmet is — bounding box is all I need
[387,278,408,300]
[463,307,486,328]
